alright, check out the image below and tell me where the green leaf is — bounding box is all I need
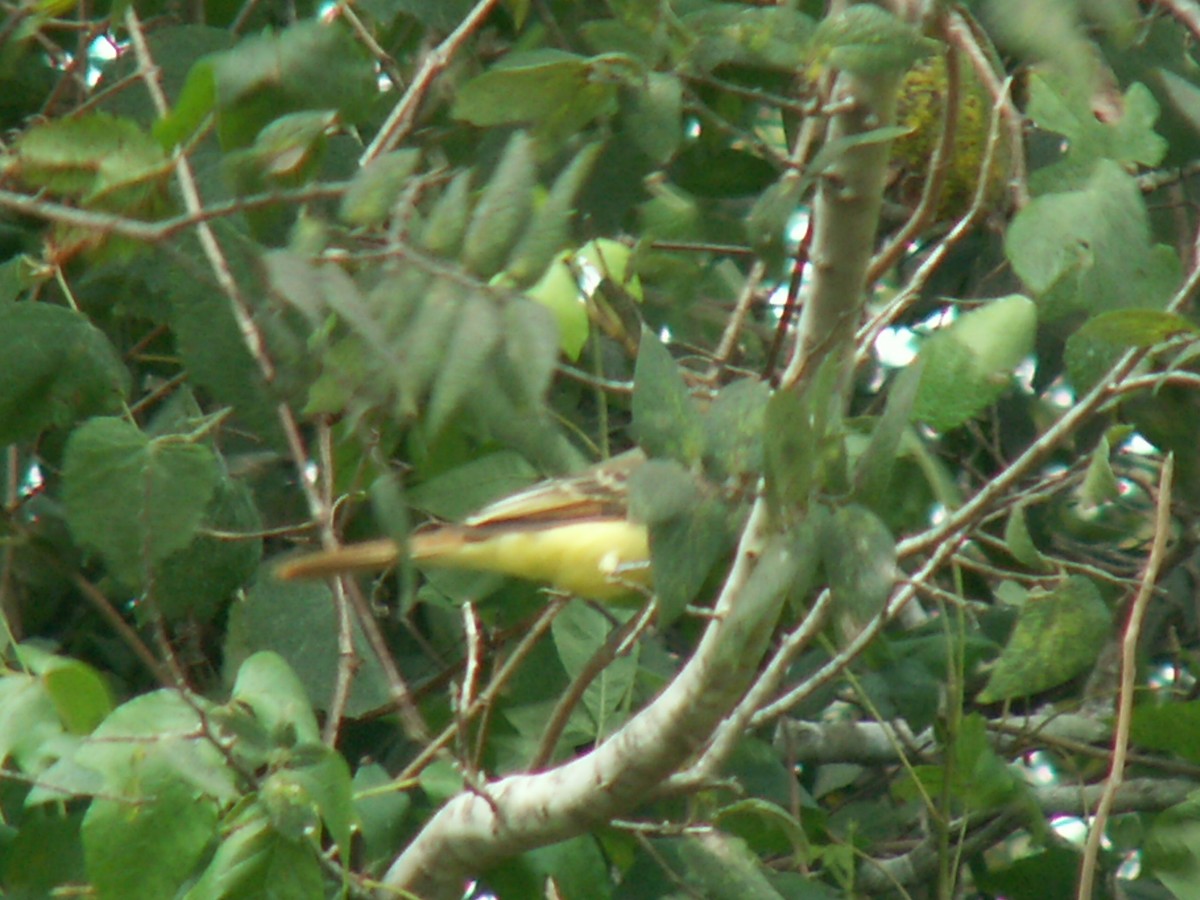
[153,477,263,623]
[524,256,589,359]
[209,21,375,149]
[83,775,218,900]
[0,303,129,446]
[1004,503,1052,572]
[810,5,935,76]
[63,417,220,589]
[421,169,473,258]
[1145,795,1200,900]
[703,378,770,481]
[224,576,391,720]
[426,294,501,436]
[976,847,1083,900]
[977,576,1111,703]
[552,602,638,737]
[683,6,815,73]
[623,72,682,164]
[1006,161,1181,321]
[632,329,703,464]
[230,651,321,747]
[11,113,165,200]
[506,142,604,285]
[746,173,805,260]
[183,807,324,900]
[763,360,845,522]
[462,132,537,278]
[1065,308,1198,392]
[628,460,732,623]
[489,835,612,900]
[852,358,924,509]
[1027,74,1167,193]
[286,745,357,862]
[641,832,787,900]
[17,646,113,735]
[452,50,623,144]
[339,149,422,227]
[1133,702,1200,765]
[820,505,896,638]
[714,798,809,862]
[74,691,238,801]
[912,295,1036,432]
[1078,435,1122,509]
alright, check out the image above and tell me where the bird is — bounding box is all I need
[274,451,652,601]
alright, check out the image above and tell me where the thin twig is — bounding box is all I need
[1078,455,1175,899]
[360,0,504,164]
[529,601,655,771]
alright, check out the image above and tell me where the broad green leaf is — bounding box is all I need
[2,808,87,895]
[552,602,638,737]
[852,358,923,509]
[1027,74,1167,193]
[259,768,320,842]
[63,417,219,589]
[17,646,113,735]
[632,329,704,464]
[912,295,1036,432]
[462,132,536,278]
[703,378,770,482]
[489,836,612,900]
[83,775,218,900]
[629,459,731,622]
[683,5,815,73]
[284,745,357,862]
[426,294,501,435]
[0,303,129,446]
[422,169,473,258]
[183,808,323,900]
[1003,503,1052,572]
[764,357,846,522]
[500,299,564,407]
[976,847,1083,900]
[506,142,604,285]
[230,651,321,747]
[209,21,375,149]
[809,4,934,76]
[1006,161,1181,321]
[452,50,625,143]
[899,713,1021,813]
[0,671,70,773]
[1065,308,1198,392]
[820,505,896,638]
[150,235,286,449]
[225,576,391,720]
[746,172,805,260]
[650,832,787,900]
[226,109,335,185]
[1078,435,1122,509]
[154,58,216,150]
[153,477,263,623]
[339,149,422,227]
[525,254,591,359]
[1133,702,1200,765]
[75,691,236,801]
[977,576,1111,702]
[353,762,411,869]
[11,113,165,200]
[1145,795,1200,900]
[623,71,682,164]
[714,798,809,862]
